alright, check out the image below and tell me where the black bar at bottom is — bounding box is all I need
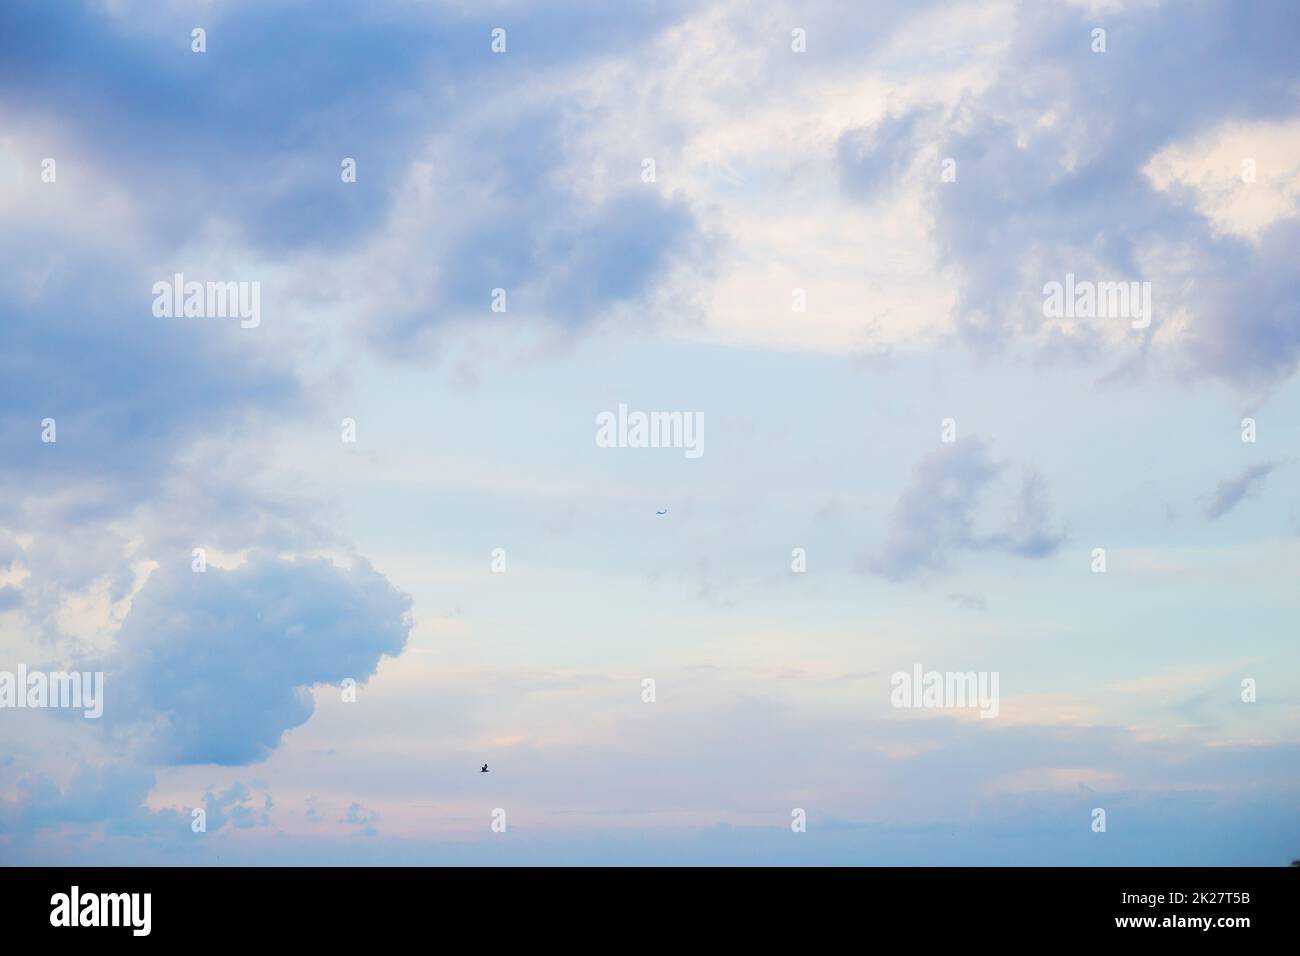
[2,866,1293,942]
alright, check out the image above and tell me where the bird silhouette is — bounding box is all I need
[656,509,667,516]
[480,764,489,773]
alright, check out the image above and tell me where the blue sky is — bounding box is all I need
[1,0,1298,865]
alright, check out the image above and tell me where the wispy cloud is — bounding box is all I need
[1204,462,1277,520]
[867,439,1065,580]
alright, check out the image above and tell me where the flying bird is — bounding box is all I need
[656,509,667,516]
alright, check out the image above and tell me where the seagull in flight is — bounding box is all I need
[480,763,489,773]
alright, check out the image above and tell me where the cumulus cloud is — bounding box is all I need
[97,554,412,766]
[1204,462,1278,520]
[868,439,1065,580]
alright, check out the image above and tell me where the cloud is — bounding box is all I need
[0,249,300,520]
[0,766,274,844]
[340,801,379,837]
[0,0,636,252]
[836,107,941,199]
[203,781,272,831]
[1204,462,1277,520]
[347,104,710,357]
[868,438,1065,580]
[0,0,711,362]
[303,796,322,823]
[0,764,172,836]
[96,554,412,766]
[834,0,1300,385]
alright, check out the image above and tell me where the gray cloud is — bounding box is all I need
[1204,462,1278,520]
[868,438,1065,580]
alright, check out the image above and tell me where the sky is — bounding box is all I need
[1,0,1298,866]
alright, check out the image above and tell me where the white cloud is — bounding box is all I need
[1144,118,1300,242]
